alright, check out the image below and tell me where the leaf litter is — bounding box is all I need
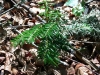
[0,0,100,75]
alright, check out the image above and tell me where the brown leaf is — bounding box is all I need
[75,63,85,71]
[22,44,34,50]
[76,66,93,75]
[12,68,18,75]
[67,67,75,75]
[53,69,61,75]
[75,63,93,75]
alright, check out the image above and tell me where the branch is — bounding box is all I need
[67,47,99,71]
[1,70,4,75]
[0,1,21,16]
[6,25,33,29]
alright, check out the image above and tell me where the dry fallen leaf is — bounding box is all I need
[67,67,75,75]
[11,68,18,75]
[75,63,93,75]
[77,66,93,75]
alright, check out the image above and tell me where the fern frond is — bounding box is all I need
[40,22,59,37]
[11,25,41,47]
[65,15,100,41]
[11,1,66,66]
[38,33,68,66]
[11,22,59,47]
[65,23,92,38]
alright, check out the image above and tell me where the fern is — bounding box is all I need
[11,2,100,66]
[11,22,59,47]
[38,33,68,66]
[11,0,100,66]
[11,0,67,66]
[65,22,92,39]
[65,14,100,41]
[11,22,67,66]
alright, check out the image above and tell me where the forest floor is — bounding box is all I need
[0,0,100,75]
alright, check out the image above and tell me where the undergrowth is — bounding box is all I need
[65,14,100,41]
[11,0,100,66]
[11,0,69,66]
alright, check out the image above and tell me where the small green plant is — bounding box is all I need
[11,0,100,66]
[11,0,68,66]
[65,14,100,41]
[64,0,85,16]
[72,4,84,16]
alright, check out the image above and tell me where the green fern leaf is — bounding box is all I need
[41,23,59,37]
[11,22,59,47]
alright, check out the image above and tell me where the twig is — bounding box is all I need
[6,25,34,29]
[9,24,22,34]
[0,1,21,16]
[36,15,46,24]
[66,56,100,75]
[90,46,96,58]
[20,4,46,23]
[11,0,16,5]
[67,47,99,71]
[32,42,38,48]
[1,69,4,75]
[0,7,15,16]
[59,60,69,66]
[69,40,100,44]
[85,0,94,4]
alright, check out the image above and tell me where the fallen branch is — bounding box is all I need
[6,25,33,29]
[0,1,21,16]
[67,47,99,71]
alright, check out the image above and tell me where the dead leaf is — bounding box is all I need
[75,63,93,75]
[67,67,75,75]
[76,66,93,75]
